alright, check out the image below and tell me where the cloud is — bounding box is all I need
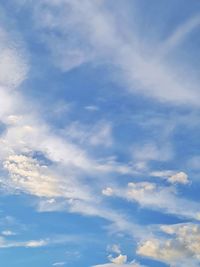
[30,1,200,106]
[0,4,196,239]
[0,16,137,242]
[0,27,28,88]
[0,233,81,250]
[25,240,47,248]
[93,253,145,267]
[0,26,141,247]
[107,244,121,255]
[151,170,189,185]
[0,236,48,248]
[132,143,173,162]
[52,263,66,266]
[84,105,99,112]
[92,263,142,267]
[102,187,114,196]
[110,254,127,264]
[65,121,113,147]
[92,261,145,267]
[103,181,200,220]
[168,172,189,185]
[159,14,200,57]
[3,154,63,198]
[137,223,200,266]
[0,3,200,267]
[1,230,16,236]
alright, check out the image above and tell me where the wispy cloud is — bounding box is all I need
[103,180,200,220]
[0,236,47,248]
[30,1,200,106]
[159,14,200,57]
[0,2,200,267]
[52,262,66,266]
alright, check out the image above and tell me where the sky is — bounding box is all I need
[0,0,200,266]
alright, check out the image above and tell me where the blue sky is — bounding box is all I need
[0,1,200,266]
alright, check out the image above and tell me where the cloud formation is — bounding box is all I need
[31,0,200,106]
[102,180,200,220]
[0,1,200,267]
[137,223,200,266]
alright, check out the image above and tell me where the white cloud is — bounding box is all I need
[168,172,189,185]
[102,187,114,196]
[93,252,144,267]
[0,28,28,88]
[104,181,200,220]
[151,170,189,185]
[53,263,66,266]
[0,19,135,234]
[1,230,16,236]
[159,15,200,57]
[92,264,141,267]
[3,154,62,198]
[25,239,47,248]
[107,244,121,255]
[137,223,200,266]
[0,34,138,242]
[30,1,200,106]
[84,105,99,112]
[0,236,48,248]
[132,142,173,162]
[0,5,200,267]
[0,232,87,250]
[150,170,174,178]
[92,261,144,267]
[65,121,113,147]
[0,2,196,235]
[110,254,127,264]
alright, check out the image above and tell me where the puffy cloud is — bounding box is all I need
[2,149,101,205]
[102,187,114,196]
[127,182,156,200]
[137,223,200,266]
[137,239,183,263]
[3,154,62,198]
[110,254,127,264]
[168,172,189,184]
[93,253,144,267]
[151,170,189,184]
